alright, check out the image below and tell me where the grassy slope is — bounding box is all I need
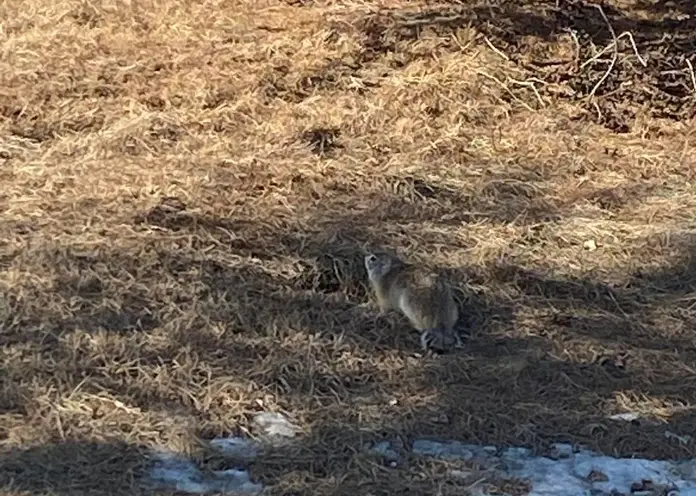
[1,0,696,494]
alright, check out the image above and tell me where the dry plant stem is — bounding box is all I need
[581,31,648,70]
[450,32,473,53]
[509,78,545,108]
[621,31,648,67]
[564,28,581,66]
[484,37,510,61]
[687,59,696,95]
[476,71,535,112]
[587,4,619,105]
[481,37,541,108]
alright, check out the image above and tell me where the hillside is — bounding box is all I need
[1,0,696,494]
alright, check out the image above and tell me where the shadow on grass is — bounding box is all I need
[3,187,696,494]
[0,441,147,496]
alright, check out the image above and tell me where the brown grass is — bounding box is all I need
[1,0,696,494]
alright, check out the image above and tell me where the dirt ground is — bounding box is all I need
[1,0,696,494]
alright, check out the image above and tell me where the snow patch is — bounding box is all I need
[413,439,475,461]
[147,410,696,495]
[149,451,262,495]
[209,437,260,461]
[412,440,696,495]
[252,411,301,443]
[147,411,301,495]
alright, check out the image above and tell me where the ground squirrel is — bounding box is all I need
[364,251,462,352]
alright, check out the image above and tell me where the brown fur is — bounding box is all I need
[364,251,461,352]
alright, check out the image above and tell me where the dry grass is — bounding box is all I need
[1,0,696,494]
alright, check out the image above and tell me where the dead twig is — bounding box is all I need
[587,4,618,102]
[578,7,647,123]
[622,31,648,67]
[581,31,647,69]
[481,35,545,109]
[592,100,602,122]
[686,59,696,95]
[450,32,474,53]
[576,5,649,118]
[476,70,535,112]
[509,78,546,108]
[564,28,581,66]
[483,37,510,62]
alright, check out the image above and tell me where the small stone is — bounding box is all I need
[583,239,597,251]
[548,443,574,460]
[587,469,609,482]
[630,479,655,492]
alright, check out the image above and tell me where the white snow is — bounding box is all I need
[252,411,301,440]
[509,448,696,495]
[149,451,263,495]
[608,412,642,422]
[209,437,259,460]
[414,440,696,495]
[150,438,696,495]
[146,410,301,496]
[147,411,696,495]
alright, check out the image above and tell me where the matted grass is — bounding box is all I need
[1,0,696,494]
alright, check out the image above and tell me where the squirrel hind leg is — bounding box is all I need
[420,328,458,353]
[419,329,434,351]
